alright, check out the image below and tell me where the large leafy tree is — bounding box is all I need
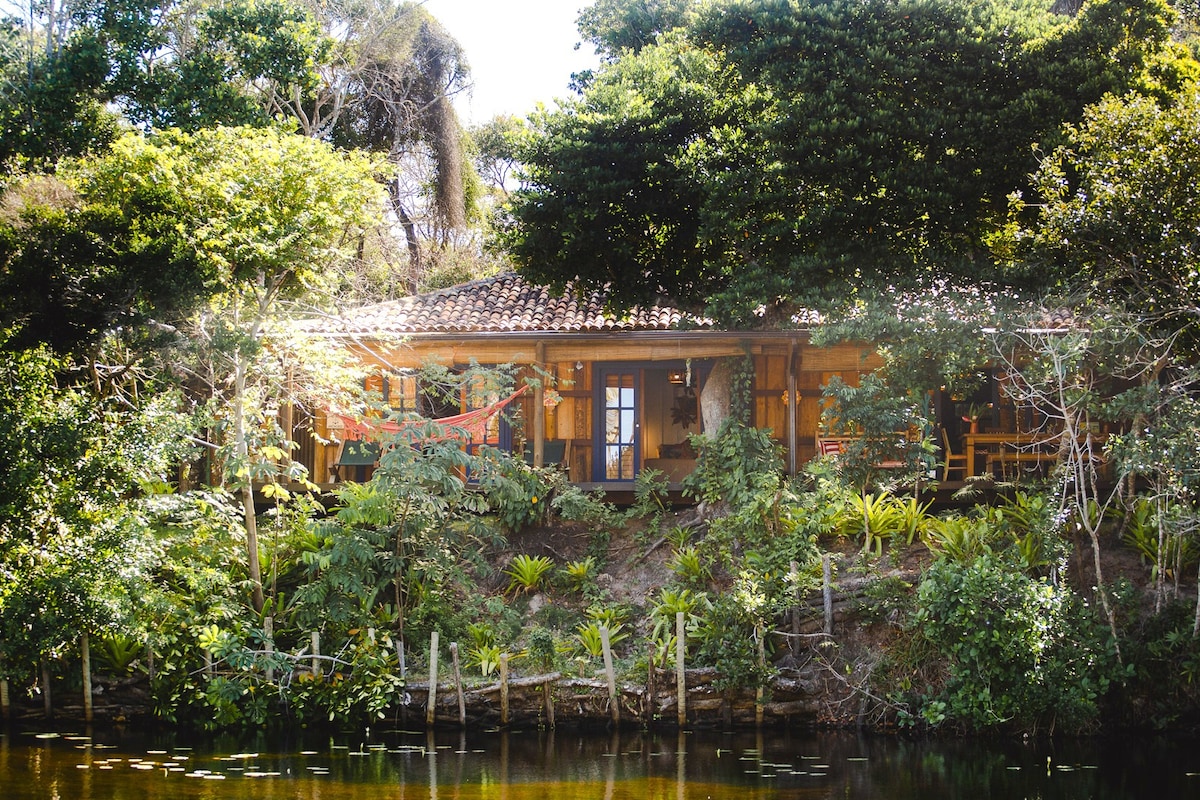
[503,0,1194,324]
[0,127,386,612]
[1016,89,1200,339]
[0,342,190,688]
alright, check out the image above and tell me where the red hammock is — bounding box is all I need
[334,384,529,444]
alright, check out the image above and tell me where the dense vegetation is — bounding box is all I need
[2,0,1200,736]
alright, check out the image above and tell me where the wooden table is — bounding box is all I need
[963,432,1051,478]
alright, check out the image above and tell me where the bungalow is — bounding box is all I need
[295,272,887,491]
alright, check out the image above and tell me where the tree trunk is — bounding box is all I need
[390,180,422,294]
[233,352,265,614]
[700,358,734,433]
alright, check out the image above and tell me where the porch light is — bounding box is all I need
[668,370,686,385]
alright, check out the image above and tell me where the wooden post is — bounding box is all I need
[823,553,834,635]
[450,642,466,727]
[311,631,320,677]
[204,649,213,678]
[0,677,9,720]
[786,338,798,475]
[675,612,686,728]
[499,653,510,726]
[646,642,656,725]
[600,625,619,725]
[755,624,765,729]
[533,342,546,466]
[543,675,555,728]
[264,616,274,682]
[41,658,52,718]
[426,631,439,726]
[146,638,155,681]
[790,560,801,658]
[81,632,93,723]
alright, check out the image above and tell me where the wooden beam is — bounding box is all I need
[533,342,546,467]
[787,338,797,475]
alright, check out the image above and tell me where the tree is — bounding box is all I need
[0,1,118,167]
[502,0,1193,324]
[3,127,386,613]
[0,169,214,359]
[1014,89,1200,343]
[0,341,190,690]
[576,0,696,58]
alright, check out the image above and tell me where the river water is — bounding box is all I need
[1,724,1198,799]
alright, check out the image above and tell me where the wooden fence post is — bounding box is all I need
[0,676,8,720]
[823,553,834,635]
[311,631,320,677]
[675,612,686,728]
[81,632,93,723]
[790,560,801,658]
[40,658,52,718]
[544,675,556,728]
[755,624,765,729]
[450,642,466,727]
[600,625,619,726]
[499,653,510,726]
[264,617,274,682]
[426,631,439,726]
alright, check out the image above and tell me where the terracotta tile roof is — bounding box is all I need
[309,273,712,336]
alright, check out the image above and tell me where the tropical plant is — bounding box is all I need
[669,545,710,587]
[467,644,502,677]
[560,557,598,594]
[921,516,996,564]
[505,554,556,594]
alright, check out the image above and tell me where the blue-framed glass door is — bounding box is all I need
[596,368,639,481]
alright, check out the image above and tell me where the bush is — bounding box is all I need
[909,553,1119,734]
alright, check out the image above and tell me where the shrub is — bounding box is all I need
[909,553,1119,734]
[505,554,555,594]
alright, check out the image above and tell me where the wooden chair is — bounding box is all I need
[331,439,380,483]
[817,438,845,457]
[523,439,568,467]
[940,427,968,481]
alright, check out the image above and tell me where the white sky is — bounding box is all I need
[421,0,601,125]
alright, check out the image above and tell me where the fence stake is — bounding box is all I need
[264,617,274,682]
[81,632,93,723]
[790,560,801,658]
[499,653,510,726]
[755,624,765,729]
[544,674,556,728]
[311,631,320,677]
[0,677,9,720]
[600,625,619,725]
[40,658,52,718]
[426,631,439,726]
[450,642,466,726]
[675,612,686,728]
[646,642,656,725]
[823,553,834,635]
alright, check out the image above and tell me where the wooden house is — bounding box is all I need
[296,272,887,490]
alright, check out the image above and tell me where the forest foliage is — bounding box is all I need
[3,0,1200,734]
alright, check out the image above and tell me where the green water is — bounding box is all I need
[1,725,1198,799]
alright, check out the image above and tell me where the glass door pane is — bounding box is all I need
[603,371,637,480]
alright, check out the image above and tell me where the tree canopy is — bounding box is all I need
[502,0,1196,325]
[0,126,383,356]
[1014,89,1200,341]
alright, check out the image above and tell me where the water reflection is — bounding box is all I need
[0,724,1199,799]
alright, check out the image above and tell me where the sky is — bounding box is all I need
[421,0,601,125]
